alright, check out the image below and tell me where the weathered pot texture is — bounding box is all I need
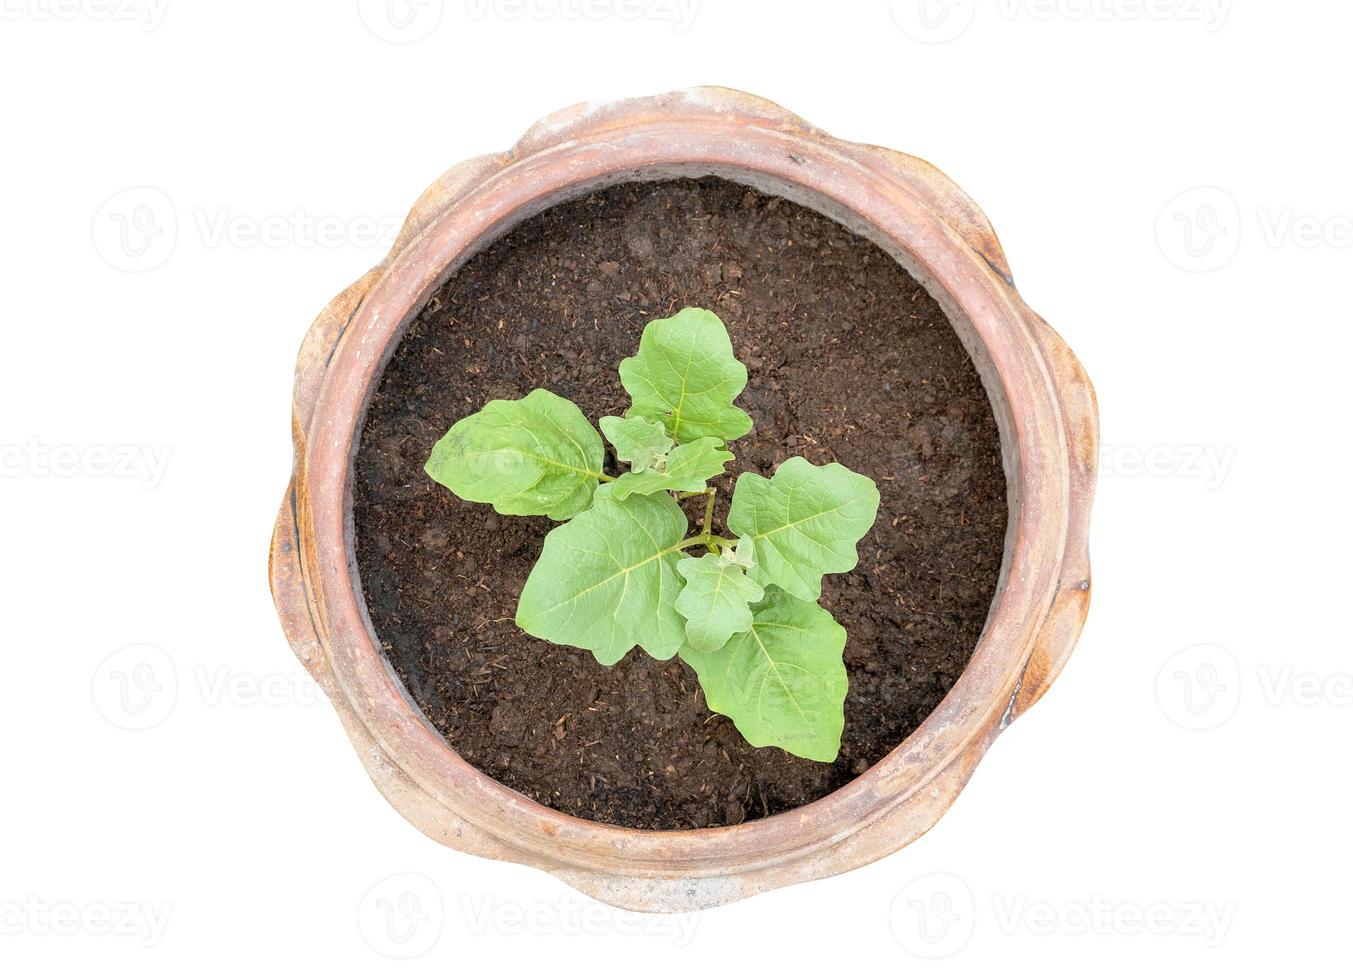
[269,87,1098,913]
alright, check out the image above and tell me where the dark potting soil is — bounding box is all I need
[352,177,1008,831]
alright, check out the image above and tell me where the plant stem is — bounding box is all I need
[597,472,616,483]
[672,488,725,553]
[677,532,737,553]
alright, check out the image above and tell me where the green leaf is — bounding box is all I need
[599,415,672,473]
[516,487,689,665]
[727,456,880,601]
[607,437,733,501]
[675,547,765,653]
[679,588,847,762]
[619,307,752,444]
[425,389,605,521]
[721,534,756,571]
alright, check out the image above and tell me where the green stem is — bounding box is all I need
[598,472,616,483]
[676,532,738,553]
[700,488,716,537]
[672,487,726,553]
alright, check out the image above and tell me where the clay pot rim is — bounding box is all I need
[300,91,1069,874]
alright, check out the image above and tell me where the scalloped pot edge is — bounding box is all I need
[268,87,1098,913]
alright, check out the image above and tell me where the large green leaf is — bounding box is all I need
[599,415,672,473]
[516,487,689,665]
[607,437,733,501]
[727,456,880,601]
[679,588,847,762]
[675,546,765,653]
[619,307,752,444]
[425,388,605,520]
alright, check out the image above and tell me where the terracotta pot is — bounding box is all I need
[269,87,1098,912]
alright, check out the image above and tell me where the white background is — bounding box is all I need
[2,0,1347,974]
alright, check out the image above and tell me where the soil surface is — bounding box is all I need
[352,177,1007,830]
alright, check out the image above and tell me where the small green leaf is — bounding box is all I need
[723,535,756,570]
[727,456,880,601]
[516,487,688,665]
[607,437,733,500]
[599,415,673,473]
[675,549,765,653]
[425,389,605,520]
[679,588,847,762]
[619,307,752,444]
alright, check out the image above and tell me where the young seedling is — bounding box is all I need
[424,307,880,762]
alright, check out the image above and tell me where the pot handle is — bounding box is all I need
[268,267,380,679]
[268,482,330,681]
[1012,310,1098,717]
